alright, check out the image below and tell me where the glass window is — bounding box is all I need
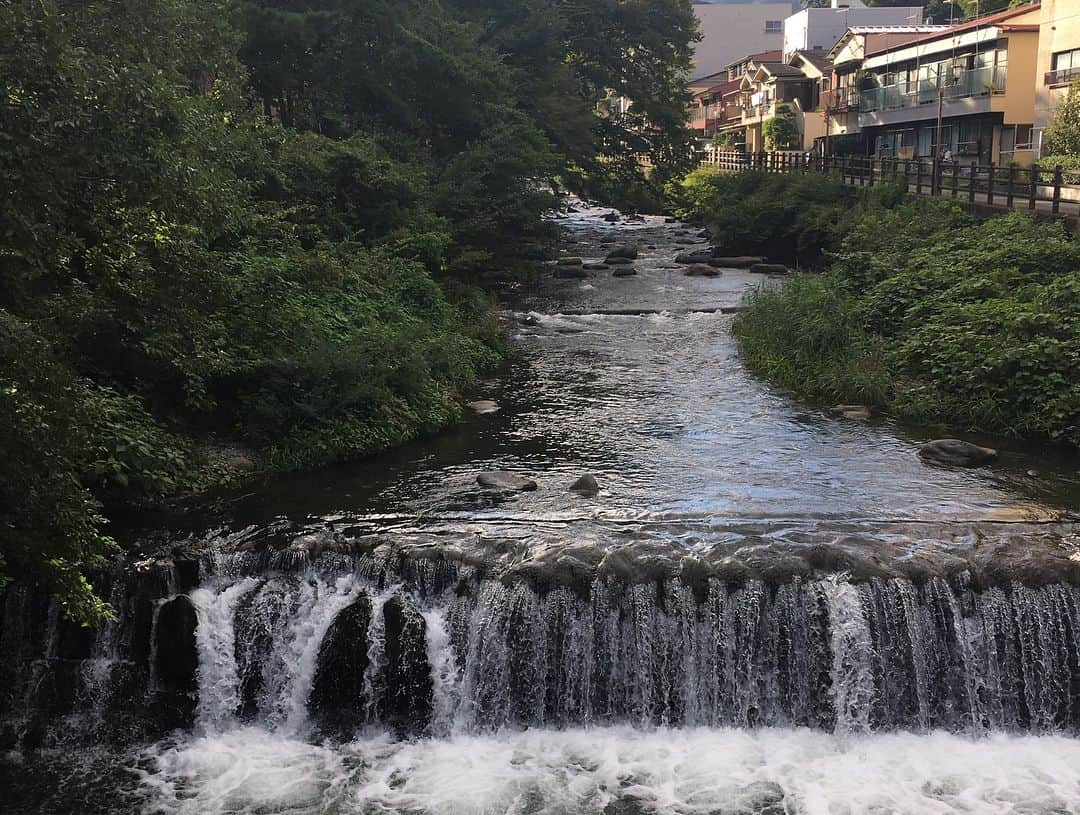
[764,20,782,33]
[1015,124,1033,150]
[1052,49,1080,71]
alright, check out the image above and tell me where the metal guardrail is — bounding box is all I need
[698,149,1080,219]
[1045,66,1080,87]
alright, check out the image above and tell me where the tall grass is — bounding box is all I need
[733,276,890,407]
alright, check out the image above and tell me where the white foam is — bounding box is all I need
[139,726,1080,814]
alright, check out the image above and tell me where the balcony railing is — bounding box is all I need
[859,65,1005,115]
[1045,66,1080,87]
[825,87,861,113]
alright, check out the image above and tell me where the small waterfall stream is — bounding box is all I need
[10,551,1078,746]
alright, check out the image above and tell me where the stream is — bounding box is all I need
[2,204,1080,814]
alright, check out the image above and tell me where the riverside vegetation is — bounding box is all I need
[0,0,698,621]
[672,169,1080,451]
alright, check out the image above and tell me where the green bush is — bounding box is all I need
[731,197,1080,446]
[670,169,892,264]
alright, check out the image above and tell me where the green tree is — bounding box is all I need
[1044,79,1080,158]
[763,104,800,150]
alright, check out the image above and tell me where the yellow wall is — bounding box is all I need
[1035,0,1080,148]
[991,29,1039,125]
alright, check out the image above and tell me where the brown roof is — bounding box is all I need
[727,49,782,70]
[865,3,1041,56]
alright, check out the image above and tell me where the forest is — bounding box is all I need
[0,0,699,621]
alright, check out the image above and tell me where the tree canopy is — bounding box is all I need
[0,0,699,621]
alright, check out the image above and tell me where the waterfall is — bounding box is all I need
[191,578,261,730]
[4,553,1080,747]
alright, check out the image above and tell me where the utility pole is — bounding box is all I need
[934,67,945,194]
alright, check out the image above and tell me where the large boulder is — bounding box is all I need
[675,250,714,264]
[612,267,637,277]
[583,262,610,271]
[709,255,765,268]
[605,243,639,261]
[684,264,720,277]
[918,439,998,467]
[477,471,538,491]
[602,212,620,222]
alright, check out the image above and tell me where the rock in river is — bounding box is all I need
[570,474,600,494]
[709,255,765,268]
[750,263,789,274]
[675,250,714,265]
[685,264,720,277]
[477,471,538,491]
[583,263,609,271]
[556,257,584,266]
[612,267,637,277]
[467,400,500,415]
[832,404,871,420]
[605,243,639,261]
[918,439,998,467]
[605,256,634,265]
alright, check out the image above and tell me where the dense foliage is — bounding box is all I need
[669,168,897,264]
[678,172,1080,447]
[0,0,698,620]
[1044,79,1080,159]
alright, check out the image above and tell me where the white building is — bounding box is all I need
[691,1,793,78]
[782,0,924,61]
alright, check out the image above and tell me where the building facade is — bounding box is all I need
[691,1,791,78]
[782,0,925,60]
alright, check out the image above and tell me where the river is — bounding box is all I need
[2,204,1080,814]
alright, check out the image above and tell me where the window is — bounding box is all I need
[764,20,782,33]
[1052,49,1080,72]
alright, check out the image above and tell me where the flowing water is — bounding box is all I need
[3,204,1080,814]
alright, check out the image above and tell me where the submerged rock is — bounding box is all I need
[569,474,600,494]
[685,264,720,277]
[605,256,634,266]
[602,212,620,222]
[605,243,639,261]
[583,263,609,271]
[467,400,500,415]
[556,257,584,266]
[612,267,637,277]
[918,439,998,467]
[832,404,871,420]
[477,471,538,491]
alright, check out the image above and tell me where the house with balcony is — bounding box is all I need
[854,4,1042,166]
[732,51,834,152]
[824,25,950,151]
[1034,0,1080,154]
[704,50,783,149]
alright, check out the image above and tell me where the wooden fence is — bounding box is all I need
[699,149,1080,219]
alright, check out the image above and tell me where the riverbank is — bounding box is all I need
[673,169,1080,449]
